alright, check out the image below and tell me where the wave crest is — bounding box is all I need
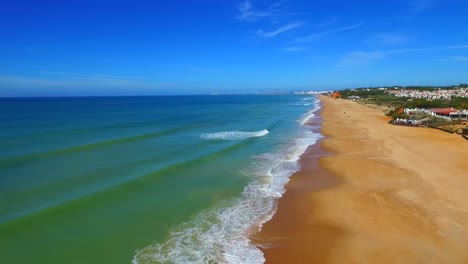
[133,130,322,264]
[133,96,323,264]
[201,130,269,140]
[300,98,321,125]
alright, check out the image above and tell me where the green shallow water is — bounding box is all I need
[0,95,319,263]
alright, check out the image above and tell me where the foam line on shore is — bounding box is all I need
[133,97,323,264]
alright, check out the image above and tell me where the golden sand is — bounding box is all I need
[254,95,468,264]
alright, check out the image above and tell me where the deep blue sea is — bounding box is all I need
[0,95,321,264]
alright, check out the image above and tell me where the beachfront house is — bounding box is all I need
[431,108,458,121]
[431,108,468,120]
[407,117,429,125]
[400,107,467,121]
[404,108,432,116]
[407,118,419,125]
[456,110,468,120]
[394,118,408,124]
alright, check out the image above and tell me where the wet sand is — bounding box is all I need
[254,95,468,263]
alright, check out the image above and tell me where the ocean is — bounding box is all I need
[0,95,321,264]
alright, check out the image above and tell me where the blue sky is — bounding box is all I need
[1,0,468,96]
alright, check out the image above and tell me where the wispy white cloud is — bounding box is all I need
[338,51,385,66]
[449,45,468,49]
[386,45,468,54]
[40,70,143,80]
[366,32,411,46]
[452,56,468,61]
[0,75,180,96]
[338,44,468,66]
[39,70,74,75]
[257,22,302,38]
[283,46,308,52]
[313,16,340,28]
[0,75,171,88]
[409,0,440,13]
[400,0,440,19]
[0,75,72,88]
[296,22,364,42]
[237,0,286,21]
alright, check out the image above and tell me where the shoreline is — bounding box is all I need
[254,95,468,263]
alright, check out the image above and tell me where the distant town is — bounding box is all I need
[294,84,468,98]
[386,87,467,99]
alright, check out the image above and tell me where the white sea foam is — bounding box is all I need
[133,98,322,264]
[201,130,269,140]
[299,97,321,125]
[293,102,312,106]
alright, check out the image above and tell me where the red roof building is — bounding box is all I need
[431,108,458,115]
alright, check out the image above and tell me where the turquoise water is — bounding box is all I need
[0,95,321,264]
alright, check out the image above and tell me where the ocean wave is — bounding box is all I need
[133,97,323,264]
[292,103,312,106]
[299,98,321,125]
[200,130,269,140]
[0,126,194,170]
[133,130,322,264]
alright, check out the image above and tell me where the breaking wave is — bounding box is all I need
[133,96,322,264]
[133,132,321,264]
[299,97,321,125]
[201,130,269,140]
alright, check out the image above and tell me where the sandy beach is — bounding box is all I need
[254,95,468,263]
